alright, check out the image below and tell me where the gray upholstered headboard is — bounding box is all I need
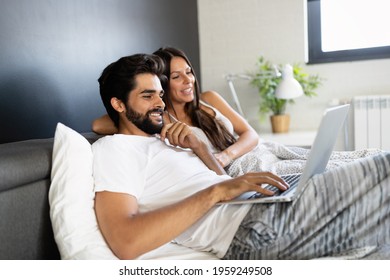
[0,133,100,259]
[0,138,59,259]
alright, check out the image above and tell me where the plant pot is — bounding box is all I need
[270,114,290,133]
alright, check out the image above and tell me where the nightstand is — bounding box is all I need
[259,131,316,148]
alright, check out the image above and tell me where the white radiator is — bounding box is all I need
[353,95,390,151]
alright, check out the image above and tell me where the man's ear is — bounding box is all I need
[111,97,125,113]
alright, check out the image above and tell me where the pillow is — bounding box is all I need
[49,122,117,259]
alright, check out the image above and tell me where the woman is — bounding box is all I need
[93,47,259,168]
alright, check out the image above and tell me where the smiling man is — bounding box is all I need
[110,72,165,136]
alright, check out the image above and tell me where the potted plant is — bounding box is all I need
[249,56,323,133]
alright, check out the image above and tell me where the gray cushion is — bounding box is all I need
[0,139,53,192]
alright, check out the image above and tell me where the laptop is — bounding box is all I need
[219,104,350,205]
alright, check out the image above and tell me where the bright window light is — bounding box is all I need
[321,0,390,52]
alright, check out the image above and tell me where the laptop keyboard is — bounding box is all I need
[248,173,301,199]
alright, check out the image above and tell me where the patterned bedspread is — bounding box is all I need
[227,139,384,177]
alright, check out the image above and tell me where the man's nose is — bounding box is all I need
[155,95,165,108]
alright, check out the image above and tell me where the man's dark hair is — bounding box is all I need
[98,54,166,127]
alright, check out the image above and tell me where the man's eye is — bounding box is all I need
[142,95,152,99]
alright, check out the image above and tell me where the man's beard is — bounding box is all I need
[125,106,164,135]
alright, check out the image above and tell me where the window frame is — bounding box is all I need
[306,0,390,64]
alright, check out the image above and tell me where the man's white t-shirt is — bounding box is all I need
[92,134,251,258]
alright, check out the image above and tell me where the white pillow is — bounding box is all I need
[49,122,117,259]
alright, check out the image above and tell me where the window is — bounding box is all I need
[307,0,390,64]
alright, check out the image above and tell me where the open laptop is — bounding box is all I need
[219,104,350,205]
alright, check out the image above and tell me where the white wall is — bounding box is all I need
[197,0,390,149]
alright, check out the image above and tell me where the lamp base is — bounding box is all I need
[270,114,290,133]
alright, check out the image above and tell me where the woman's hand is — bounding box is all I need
[160,121,201,149]
[214,150,233,167]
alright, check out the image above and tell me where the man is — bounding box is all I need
[92,54,288,259]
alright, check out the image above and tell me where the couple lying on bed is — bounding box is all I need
[92,48,390,260]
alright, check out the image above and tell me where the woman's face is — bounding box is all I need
[168,56,195,105]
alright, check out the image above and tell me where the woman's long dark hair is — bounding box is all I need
[153,47,236,151]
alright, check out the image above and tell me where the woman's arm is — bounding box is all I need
[92,114,118,135]
[192,140,227,175]
[160,121,227,175]
[201,90,259,167]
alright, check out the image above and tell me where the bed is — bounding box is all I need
[49,123,390,260]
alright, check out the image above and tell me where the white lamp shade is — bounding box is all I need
[275,64,304,99]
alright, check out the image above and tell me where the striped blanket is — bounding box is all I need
[225,141,390,259]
